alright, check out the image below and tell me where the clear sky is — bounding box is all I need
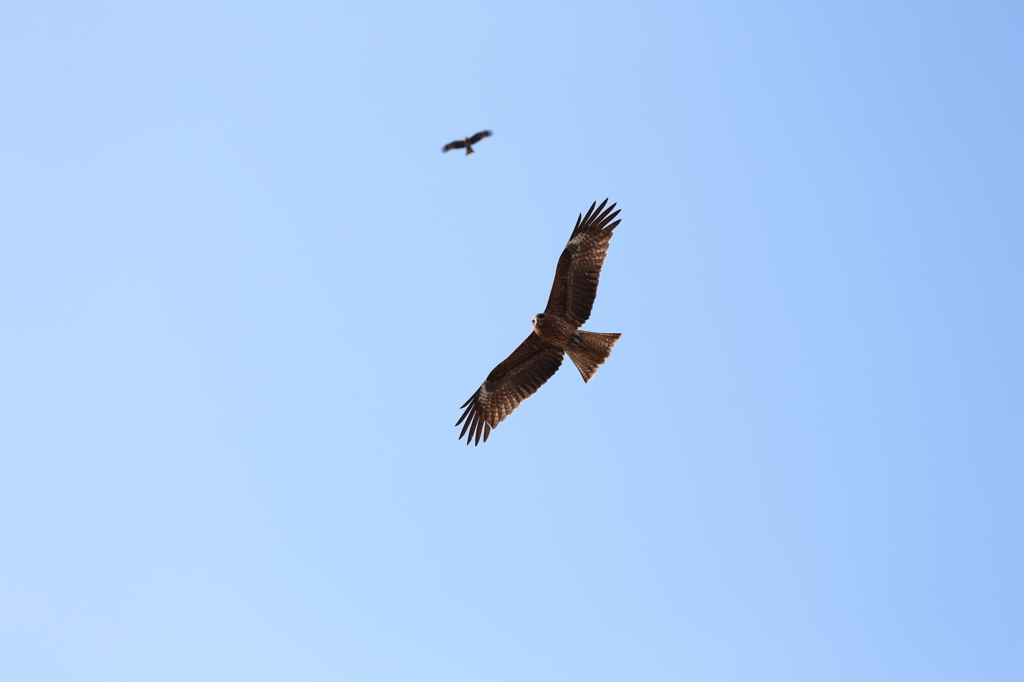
[1,2,1021,680]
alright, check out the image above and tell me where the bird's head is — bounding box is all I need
[531,313,546,329]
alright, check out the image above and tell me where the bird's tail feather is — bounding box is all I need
[465,146,474,155]
[566,331,621,383]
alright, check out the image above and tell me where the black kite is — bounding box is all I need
[442,130,492,155]
[457,199,622,445]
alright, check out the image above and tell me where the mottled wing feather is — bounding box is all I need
[456,333,564,445]
[442,139,467,152]
[544,199,622,327]
[466,130,492,145]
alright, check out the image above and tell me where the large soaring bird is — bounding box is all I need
[442,130,492,155]
[457,200,622,445]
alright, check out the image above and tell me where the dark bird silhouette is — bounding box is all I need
[442,130,492,155]
[457,200,622,445]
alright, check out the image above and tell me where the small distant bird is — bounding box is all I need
[457,200,623,445]
[442,130,492,155]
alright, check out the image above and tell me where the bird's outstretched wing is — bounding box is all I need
[457,333,564,445]
[466,130,492,145]
[442,139,467,152]
[544,199,622,328]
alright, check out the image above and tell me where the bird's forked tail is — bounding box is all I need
[465,145,475,155]
[566,331,621,383]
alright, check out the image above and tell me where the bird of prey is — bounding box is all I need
[442,130,492,155]
[457,199,623,445]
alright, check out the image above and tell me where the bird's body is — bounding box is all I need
[442,130,492,155]
[456,200,622,445]
[531,312,578,348]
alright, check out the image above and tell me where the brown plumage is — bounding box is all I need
[442,130,492,155]
[457,199,622,445]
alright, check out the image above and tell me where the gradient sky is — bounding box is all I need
[2,2,1022,680]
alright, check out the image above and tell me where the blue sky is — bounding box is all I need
[1,1,1021,680]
